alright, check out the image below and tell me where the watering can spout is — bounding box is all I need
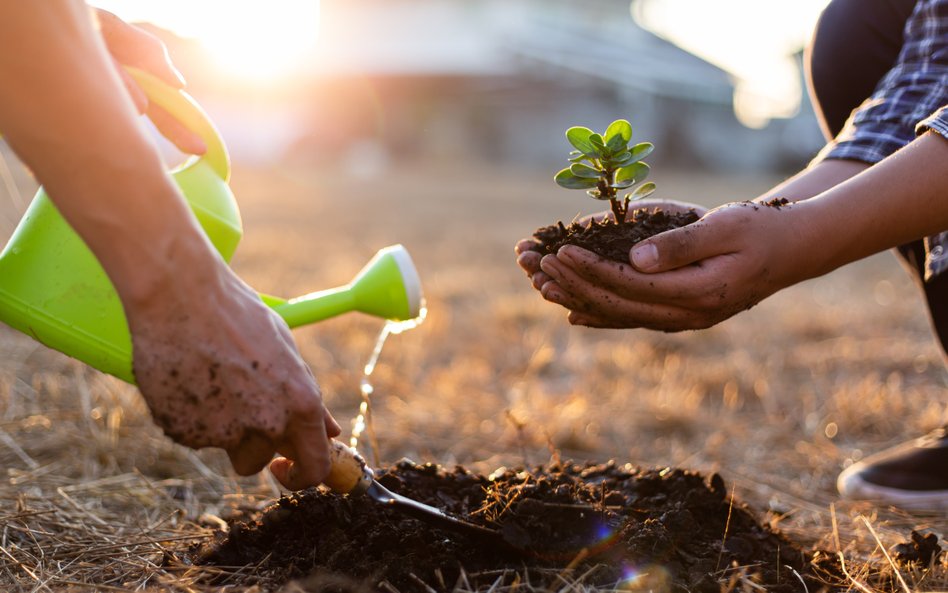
[267,245,424,328]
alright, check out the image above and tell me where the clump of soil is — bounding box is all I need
[893,530,943,566]
[195,459,821,592]
[529,207,700,262]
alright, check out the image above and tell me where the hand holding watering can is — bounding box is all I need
[0,8,421,489]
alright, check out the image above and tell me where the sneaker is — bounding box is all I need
[837,427,948,511]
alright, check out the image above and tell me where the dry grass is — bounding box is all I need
[0,151,945,591]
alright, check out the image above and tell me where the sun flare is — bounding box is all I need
[91,0,321,82]
[196,3,320,81]
[632,0,830,127]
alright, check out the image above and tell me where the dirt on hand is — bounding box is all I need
[530,207,700,263]
[195,458,824,592]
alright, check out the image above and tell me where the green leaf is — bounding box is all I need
[587,133,608,158]
[569,163,601,179]
[616,162,650,185]
[605,119,633,143]
[569,153,590,163]
[610,151,633,166]
[606,133,627,154]
[555,168,599,190]
[627,182,656,201]
[566,127,597,156]
[628,142,654,164]
[612,178,639,190]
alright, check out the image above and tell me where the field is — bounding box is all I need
[0,156,945,591]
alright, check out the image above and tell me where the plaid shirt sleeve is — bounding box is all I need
[918,104,948,138]
[812,0,948,280]
[918,105,948,279]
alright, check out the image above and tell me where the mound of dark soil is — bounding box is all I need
[196,459,821,592]
[530,207,700,262]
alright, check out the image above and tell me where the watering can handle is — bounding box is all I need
[124,66,231,182]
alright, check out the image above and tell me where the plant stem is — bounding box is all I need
[600,166,624,222]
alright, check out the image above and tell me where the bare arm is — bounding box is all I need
[0,0,339,488]
[752,158,869,204]
[0,0,194,290]
[630,132,948,276]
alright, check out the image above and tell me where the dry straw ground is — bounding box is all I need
[0,154,944,591]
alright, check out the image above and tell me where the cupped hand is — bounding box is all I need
[535,200,821,331]
[128,262,341,490]
[514,200,706,292]
[94,9,206,154]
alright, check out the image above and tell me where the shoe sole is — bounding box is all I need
[838,468,948,511]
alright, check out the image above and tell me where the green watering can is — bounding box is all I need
[0,68,423,384]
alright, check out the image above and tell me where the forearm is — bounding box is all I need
[792,131,948,278]
[0,1,217,304]
[753,158,869,203]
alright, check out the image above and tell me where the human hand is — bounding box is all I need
[536,200,822,331]
[94,8,206,154]
[127,260,341,490]
[514,200,706,293]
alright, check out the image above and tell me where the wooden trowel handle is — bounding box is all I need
[324,440,374,496]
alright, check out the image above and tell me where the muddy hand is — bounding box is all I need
[516,211,617,292]
[516,200,706,303]
[542,200,816,331]
[128,256,341,491]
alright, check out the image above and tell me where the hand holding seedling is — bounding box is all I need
[517,119,701,275]
[536,201,806,330]
[515,119,707,325]
[531,131,948,331]
[515,201,705,290]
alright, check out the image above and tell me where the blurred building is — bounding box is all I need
[164,0,824,174]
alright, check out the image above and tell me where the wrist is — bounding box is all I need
[781,195,857,282]
[753,159,870,204]
[114,229,227,313]
[75,177,227,311]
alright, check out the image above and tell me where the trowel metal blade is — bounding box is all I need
[364,480,507,546]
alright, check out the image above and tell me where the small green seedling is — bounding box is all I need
[554,119,656,222]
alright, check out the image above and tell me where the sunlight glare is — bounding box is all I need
[199,2,320,81]
[91,1,320,82]
[632,0,830,127]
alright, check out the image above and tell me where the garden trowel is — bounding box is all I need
[324,441,514,549]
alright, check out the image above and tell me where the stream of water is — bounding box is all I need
[350,306,427,468]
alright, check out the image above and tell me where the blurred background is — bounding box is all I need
[90,0,831,172]
[4,0,945,497]
[4,0,945,483]
[0,3,945,586]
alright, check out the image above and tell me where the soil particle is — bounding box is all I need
[892,530,943,566]
[763,197,791,209]
[530,208,699,263]
[195,459,818,592]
